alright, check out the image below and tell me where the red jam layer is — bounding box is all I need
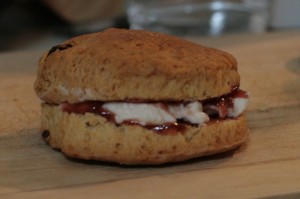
[203,87,248,118]
[61,87,248,134]
[62,102,185,134]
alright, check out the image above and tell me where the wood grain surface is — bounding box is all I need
[1,31,300,199]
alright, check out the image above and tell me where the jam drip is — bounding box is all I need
[203,87,248,118]
[61,88,248,134]
[204,87,248,108]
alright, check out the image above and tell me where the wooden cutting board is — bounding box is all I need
[1,31,300,199]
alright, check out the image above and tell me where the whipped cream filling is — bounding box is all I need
[103,97,248,126]
[61,88,249,129]
[103,102,210,126]
[228,98,249,117]
[102,103,175,126]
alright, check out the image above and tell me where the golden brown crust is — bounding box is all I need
[41,103,248,165]
[34,28,240,103]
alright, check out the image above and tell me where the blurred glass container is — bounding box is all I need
[43,0,125,34]
[126,0,270,36]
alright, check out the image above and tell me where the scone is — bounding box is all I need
[34,28,249,165]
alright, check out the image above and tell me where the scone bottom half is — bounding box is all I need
[35,28,249,165]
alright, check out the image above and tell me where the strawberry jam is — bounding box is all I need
[203,87,248,118]
[62,101,115,123]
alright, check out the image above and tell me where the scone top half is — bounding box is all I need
[34,28,239,104]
